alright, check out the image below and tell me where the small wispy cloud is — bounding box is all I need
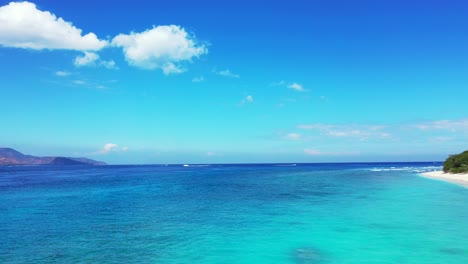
[100,143,118,154]
[413,119,468,133]
[270,80,286,86]
[55,71,71,77]
[304,149,321,155]
[94,143,128,155]
[288,82,305,92]
[216,69,240,78]
[101,60,117,69]
[162,63,184,75]
[74,51,117,69]
[294,118,468,145]
[70,78,116,89]
[72,80,86,85]
[192,76,204,82]
[430,136,454,143]
[304,149,360,156]
[74,51,99,67]
[272,80,307,92]
[206,151,223,157]
[240,95,254,105]
[285,133,302,140]
[297,123,391,141]
[320,96,328,101]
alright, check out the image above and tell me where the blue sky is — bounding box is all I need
[0,0,467,164]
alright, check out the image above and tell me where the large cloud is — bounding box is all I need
[112,25,207,74]
[0,1,107,50]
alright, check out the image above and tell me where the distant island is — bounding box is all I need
[443,150,468,173]
[0,148,106,166]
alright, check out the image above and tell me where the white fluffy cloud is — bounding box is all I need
[0,2,107,50]
[112,25,207,74]
[0,2,207,72]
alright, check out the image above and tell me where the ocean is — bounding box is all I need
[0,163,467,263]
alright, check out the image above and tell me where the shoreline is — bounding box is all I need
[420,171,468,188]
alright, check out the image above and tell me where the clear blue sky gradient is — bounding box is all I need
[1,0,467,164]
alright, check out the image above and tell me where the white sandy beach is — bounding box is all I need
[420,171,468,188]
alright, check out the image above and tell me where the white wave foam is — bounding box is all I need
[368,166,441,173]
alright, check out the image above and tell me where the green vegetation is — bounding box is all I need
[443,150,468,173]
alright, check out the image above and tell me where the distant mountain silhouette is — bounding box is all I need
[0,148,106,166]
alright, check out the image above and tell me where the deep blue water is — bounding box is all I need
[1,162,467,263]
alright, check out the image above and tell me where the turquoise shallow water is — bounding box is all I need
[0,163,467,263]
